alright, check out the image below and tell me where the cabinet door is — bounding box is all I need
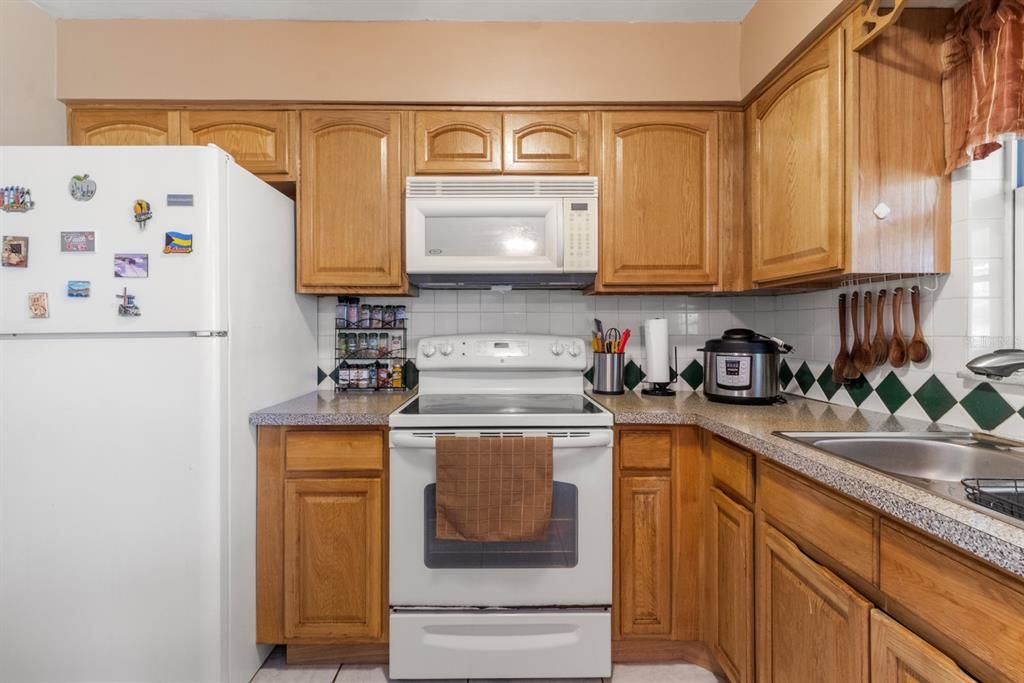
[284,477,383,640]
[871,610,975,683]
[619,475,673,636]
[502,112,590,174]
[69,109,180,146]
[709,489,754,683]
[757,523,870,683]
[414,111,502,174]
[751,28,845,283]
[180,110,297,178]
[599,111,719,287]
[298,111,404,292]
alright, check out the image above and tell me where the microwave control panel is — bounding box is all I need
[563,198,598,272]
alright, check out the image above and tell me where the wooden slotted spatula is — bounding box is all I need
[854,290,874,373]
[832,294,852,385]
[888,287,909,368]
[908,285,930,362]
[844,292,863,381]
[871,289,888,366]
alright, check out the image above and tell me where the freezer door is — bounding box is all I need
[0,336,225,683]
[0,146,225,334]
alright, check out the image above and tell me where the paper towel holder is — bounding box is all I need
[641,323,676,396]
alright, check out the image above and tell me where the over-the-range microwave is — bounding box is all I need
[405,176,598,288]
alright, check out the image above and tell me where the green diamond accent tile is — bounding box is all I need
[623,360,646,391]
[960,382,1015,430]
[317,367,328,385]
[779,360,794,389]
[794,362,816,394]
[670,365,679,383]
[914,375,958,422]
[584,366,595,385]
[875,371,912,414]
[680,360,704,390]
[816,365,842,400]
[329,365,341,383]
[845,375,873,406]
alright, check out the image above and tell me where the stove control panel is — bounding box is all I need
[416,334,588,370]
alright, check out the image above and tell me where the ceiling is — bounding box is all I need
[32,0,759,22]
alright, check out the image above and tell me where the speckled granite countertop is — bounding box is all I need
[249,390,413,426]
[590,391,1024,578]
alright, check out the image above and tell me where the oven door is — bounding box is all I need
[405,198,563,274]
[389,429,612,607]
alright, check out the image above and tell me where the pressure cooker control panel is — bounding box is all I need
[716,354,752,390]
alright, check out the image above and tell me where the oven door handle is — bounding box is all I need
[389,432,613,449]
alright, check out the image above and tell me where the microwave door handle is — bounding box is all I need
[556,199,566,268]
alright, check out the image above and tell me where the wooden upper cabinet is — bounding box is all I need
[180,110,297,178]
[757,522,870,683]
[297,110,405,293]
[870,610,976,683]
[502,112,590,174]
[750,29,845,284]
[709,489,754,683]
[618,475,673,637]
[414,111,502,174]
[283,477,383,640]
[69,109,180,146]
[599,111,719,288]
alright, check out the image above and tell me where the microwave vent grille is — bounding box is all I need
[406,176,598,198]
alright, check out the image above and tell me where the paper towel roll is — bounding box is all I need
[643,318,670,384]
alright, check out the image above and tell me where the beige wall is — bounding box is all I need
[740,0,849,96]
[0,1,65,144]
[55,20,741,103]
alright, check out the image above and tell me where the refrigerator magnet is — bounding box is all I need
[163,232,192,254]
[1,186,34,213]
[114,253,148,278]
[115,287,140,317]
[67,281,90,298]
[2,236,28,267]
[68,174,96,201]
[61,231,96,253]
[133,199,153,228]
[28,292,49,319]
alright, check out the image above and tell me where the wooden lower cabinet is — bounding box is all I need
[619,475,673,636]
[284,478,383,640]
[708,488,753,683]
[870,610,975,683]
[257,426,387,649]
[757,522,871,683]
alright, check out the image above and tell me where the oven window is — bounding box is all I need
[424,216,548,258]
[423,482,578,568]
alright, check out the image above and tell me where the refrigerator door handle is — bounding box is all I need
[194,331,228,337]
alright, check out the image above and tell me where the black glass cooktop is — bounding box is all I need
[400,394,603,416]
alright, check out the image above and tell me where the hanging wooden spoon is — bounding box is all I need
[908,285,930,362]
[888,287,909,368]
[854,290,874,372]
[832,294,851,385]
[871,289,888,366]
[845,292,863,381]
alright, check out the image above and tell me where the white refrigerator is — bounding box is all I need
[0,146,316,683]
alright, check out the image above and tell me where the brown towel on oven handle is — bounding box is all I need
[435,436,554,542]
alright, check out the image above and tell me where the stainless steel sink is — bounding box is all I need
[777,431,1024,525]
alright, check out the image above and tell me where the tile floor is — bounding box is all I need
[252,647,722,683]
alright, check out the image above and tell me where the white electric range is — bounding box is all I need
[388,334,613,680]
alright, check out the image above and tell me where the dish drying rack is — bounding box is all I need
[962,478,1024,521]
[334,317,409,393]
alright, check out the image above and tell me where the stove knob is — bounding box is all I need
[567,342,582,357]
[421,344,437,358]
[439,343,454,356]
[551,342,565,356]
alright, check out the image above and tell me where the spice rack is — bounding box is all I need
[334,298,409,392]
